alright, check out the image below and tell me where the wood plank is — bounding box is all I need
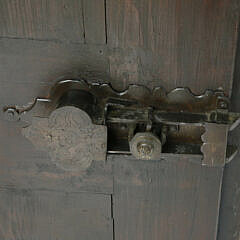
[0,190,113,240]
[217,129,240,240]
[0,120,113,194]
[0,39,112,195]
[0,38,111,194]
[112,155,223,240]
[0,0,85,43]
[217,31,240,240]
[0,38,109,109]
[83,0,106,44]
[0,0,238,93]
[107,0,239,94]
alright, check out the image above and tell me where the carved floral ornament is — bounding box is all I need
[22,106,107,171]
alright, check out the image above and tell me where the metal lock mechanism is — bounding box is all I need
[3,79,240,170]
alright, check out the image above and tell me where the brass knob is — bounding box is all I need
[130,132,162,160]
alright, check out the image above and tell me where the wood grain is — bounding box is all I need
[0,190,113,240]
[0,0,238,93]
[0,1,239,239]
[0,120,113,194]
[0,0,85,43]
[83,0,106,44]
[107,0,239,94]
[112,155,223,240]
[217,30,240,240]
[0,38,109,111]
[218,127,240,240]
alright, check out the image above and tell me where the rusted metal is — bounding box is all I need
[2,79,232,119]
[201,123,229,167]
[3,79,240,167]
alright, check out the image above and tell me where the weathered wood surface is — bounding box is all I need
[0,0,85,43]
[0,38,109,111]
[0,120,113,194]
[217,30,240,240]
[112,155,223,240]
[83,0,106,44]
[0,190,113,240]
[0,0,238,93]
[106,0,239,93]
[0,0,107,45]
[0,0,239,240]
[218,128,240,240]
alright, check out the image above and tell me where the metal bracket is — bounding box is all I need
[3,79,240,169]
[201,123,228,167]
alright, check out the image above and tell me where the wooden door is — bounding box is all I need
[0,1,239,239]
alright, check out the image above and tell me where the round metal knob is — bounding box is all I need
[130,132,162,160]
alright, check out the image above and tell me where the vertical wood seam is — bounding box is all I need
[111,194,115,240]
[81,0,86,44]
[229,18,240,97]
[104,0,108,44]
[215,168,225,240]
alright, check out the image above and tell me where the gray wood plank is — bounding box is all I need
[0,38,112,194]
[217,29,240,240]
[0,0,85,43]
[106,0,239,94]
[0,190,113,240]
[83,0,106,44]
[0,38,111,194]
[0,0,238,93]
[112,155,223,240]
[0,120,113,194]
[217,129,240,240]
[0,1,238,239]
[0,38,109,110]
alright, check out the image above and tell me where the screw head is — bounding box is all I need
[220,102,227,108]
[218,100,228,109]
[130,132,162,160]
[137,142,154,158]
[4,108,19,121]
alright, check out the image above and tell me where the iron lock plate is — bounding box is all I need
[3,79,240,170]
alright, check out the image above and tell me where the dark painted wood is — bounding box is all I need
[0,0,85,43]
[0,120,113,194]
[0,190,113,240]
[112,155,223,240]
[107,0,239,94]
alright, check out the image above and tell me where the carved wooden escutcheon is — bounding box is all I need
[22,106,107,171]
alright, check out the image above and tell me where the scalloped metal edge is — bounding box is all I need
[49,79,229,112]
[3,79,230,121]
